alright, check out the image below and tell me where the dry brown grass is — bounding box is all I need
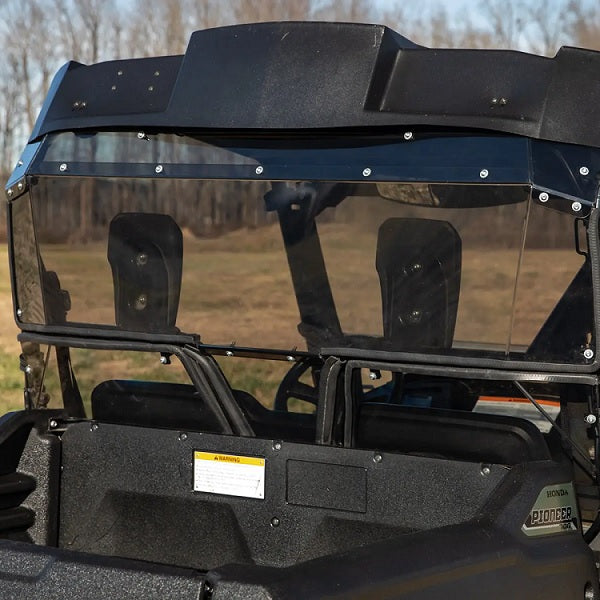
[38,223,583,351]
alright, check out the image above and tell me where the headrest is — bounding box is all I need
[376,218,461,349]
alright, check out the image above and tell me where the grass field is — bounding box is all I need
[0,220,586,415]
[0,247,26,412]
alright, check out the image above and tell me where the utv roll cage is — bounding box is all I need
[3,20,600,600]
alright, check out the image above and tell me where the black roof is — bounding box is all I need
[30,21,600,148]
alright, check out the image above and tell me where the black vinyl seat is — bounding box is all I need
[91,380,316,442]
[91,380,225,433]
[356,403,550,465]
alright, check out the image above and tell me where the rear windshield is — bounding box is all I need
[11,175,591,365]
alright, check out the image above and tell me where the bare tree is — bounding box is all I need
[231,0,312,23]
[477,0,527,49]
[567,0,600,51]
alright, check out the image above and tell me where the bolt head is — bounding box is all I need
[49,419,58,428]
[255,166,264,175]
[16,308,22,317]
[225,350,234,357]
[137,132,145,139]
[572,201,582,212]
[160,355,168,365]
[178,432,188,441]
[362,167,372,177]
[136,253,148,266]
[134,294,147,310]
[479,169,489,179]
[373,453,383,463]
[59,163,68,172]
[24,365,32,375]
[403,131,413,140]
[585,414,597,425]
[7,189,13,197]
[481,466,491,476]
[580,166,590,176]
[17,181,23,191]
[286,355,295,362]
[270,517,280,527]
[407,309,422,324]
[155,164,163,174]
[539,192,549,203]
[369,371,377,380]
[90,423,99,432]
[584,348,594,360]
[273,441,282,451]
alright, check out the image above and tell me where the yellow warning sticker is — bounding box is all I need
[193,451,265,499]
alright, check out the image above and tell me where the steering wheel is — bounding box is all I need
[274,357,320,411]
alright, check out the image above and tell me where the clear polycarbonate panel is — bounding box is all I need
[12,176,590,364]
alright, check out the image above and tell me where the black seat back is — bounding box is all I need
[108,213,183,332]
[376,218,461,349]
[356,403,550,464]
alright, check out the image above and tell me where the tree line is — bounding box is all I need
[0,0,598,243]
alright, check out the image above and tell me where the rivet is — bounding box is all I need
[585,414,597,425]
[572,201,582,212]
[148,85,154,92]
[362,167,372,177]
[155,164,163,174]
[133,295,146,312]
[255,166,264,175]
[137,132,146,139]
[154,71,160,76]
[17,181,23,191]
[24,365,32,374]
[481,465,491,476]
[479,169,489,179]
[584,348,594,360]
[90,423,99,432]
[7,189,13,197]
[49,419,58,429]
[403,131,413,141]
[270,517,280,527]
[539,192,549,203]
[59,163,68,172]
[111,85,117,91]
[273,441,282,451]
[117,70,123,76]
[16,308,22,317]
[17,160,23,167]
[373,453,383,463]
[580,166,590,176]
[160,355,169,365]
[286,355,295,362]
[226,350,234,357]
[178,432,188,441]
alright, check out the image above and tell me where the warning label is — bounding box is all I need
[193,451,265,499]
